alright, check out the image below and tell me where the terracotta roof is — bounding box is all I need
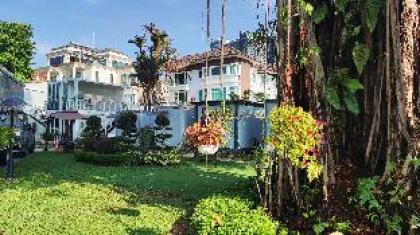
[31,67,49,82]
[164,46,277,74]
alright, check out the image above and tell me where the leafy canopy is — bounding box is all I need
[0,22,35,82]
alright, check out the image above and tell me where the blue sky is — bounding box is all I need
[0,0,264,67]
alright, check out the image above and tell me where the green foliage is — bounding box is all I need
[326,68,363,115]
[130,149,181,166]
[0,152,254,234]
[0,126,14,149]
[312,3,328,24]
[352,42,370,75]
[138,126,156,150]
[334,221,351,233]
[115,111,137,140]
[361,0,383,32]
[75,151,131,166]
[299,46,321,67]
[81,115,103,139]
[191,195,278,235]
[343,90,360,114]
[0,22,35,81]
[313,220,329,235]
[410,215,420,230]
[129,24,175,108]
[154,113,172,148]
[334,0,349,13]
[297,0,314,15]
[325,86,341,110]
[356,177,381,212]
[268,105,323,182]
[384,214,403,235]
[41,130,54,142]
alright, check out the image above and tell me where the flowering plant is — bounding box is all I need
[268,104,324,182]
[185,120,225,148]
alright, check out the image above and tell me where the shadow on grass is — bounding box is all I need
[0,152,256,233]
[0,151,256,203]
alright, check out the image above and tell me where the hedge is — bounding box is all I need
[191,195,279,235]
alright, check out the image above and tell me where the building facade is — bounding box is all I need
[45,42,141,140]
[163,47,277,105]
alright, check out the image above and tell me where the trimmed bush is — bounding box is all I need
[75,149,181,166]
[75,151,130,166]
[191,195,278,235]
[130,149,181,166]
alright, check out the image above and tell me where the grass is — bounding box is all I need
[0,152,255,235]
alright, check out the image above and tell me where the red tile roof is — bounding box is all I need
[165,46,277,75]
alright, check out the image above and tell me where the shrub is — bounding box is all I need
[130,149,181,166]
[93,137,121,154]
[75,151,130,166]
[191,195,278,235]
[268,104,323,182]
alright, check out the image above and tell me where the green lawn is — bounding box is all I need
[0,152,255,235]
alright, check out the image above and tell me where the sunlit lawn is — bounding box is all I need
[0,152,255,235]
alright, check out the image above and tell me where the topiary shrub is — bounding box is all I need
[191,195,278,235]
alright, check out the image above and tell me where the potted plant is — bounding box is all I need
[185,120,225,156]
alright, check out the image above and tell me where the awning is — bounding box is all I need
[50,111,85,120]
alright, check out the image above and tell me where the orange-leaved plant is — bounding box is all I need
[185,120,225,148]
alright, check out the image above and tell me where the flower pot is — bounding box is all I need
[198,145,219,155]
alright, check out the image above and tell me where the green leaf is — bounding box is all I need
[343,90,360,114]
[325,86,341,110]
[343,79,364,93]
[335,0,348,13]
[352,42,370,75]
[312,3,328,24]
[361,0,383,32]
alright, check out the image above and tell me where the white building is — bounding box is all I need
[162,47,277,105]
[45,42,141,140]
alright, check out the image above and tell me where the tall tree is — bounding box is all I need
[0,22,35,82]
[129,24,175,111]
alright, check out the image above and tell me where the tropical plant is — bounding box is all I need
[0,22,35,81]
[129,23,175,110]
[325,68,364,115]
[268,105,323,181]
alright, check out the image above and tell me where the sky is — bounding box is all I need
[0,0,265,68]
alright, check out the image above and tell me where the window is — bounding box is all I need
[175,73,186,85]
[110,74,114,84]
[211,88,225,101]
[177,91,187,104]
[198,89,207,102]
[222,65,228,75]
[230,64,238,75]
[211,66,221,76]
[198,70,203,78]
[95,71,99,82]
